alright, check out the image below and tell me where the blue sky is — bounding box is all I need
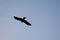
[0,0,60,40]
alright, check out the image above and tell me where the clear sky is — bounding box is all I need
[0,0,60,40]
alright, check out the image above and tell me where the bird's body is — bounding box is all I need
[14,16,31,26]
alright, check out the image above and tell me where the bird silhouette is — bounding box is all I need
[14,16,31,26]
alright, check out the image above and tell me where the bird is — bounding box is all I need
[14,16,31,26]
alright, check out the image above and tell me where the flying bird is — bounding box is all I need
[14,16,31,26]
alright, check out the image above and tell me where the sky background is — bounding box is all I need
[0,0,60,40]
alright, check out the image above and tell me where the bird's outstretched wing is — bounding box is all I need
[14,16,31,26]
[14,16,22,21]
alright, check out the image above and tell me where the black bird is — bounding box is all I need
[14,16,31,26]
